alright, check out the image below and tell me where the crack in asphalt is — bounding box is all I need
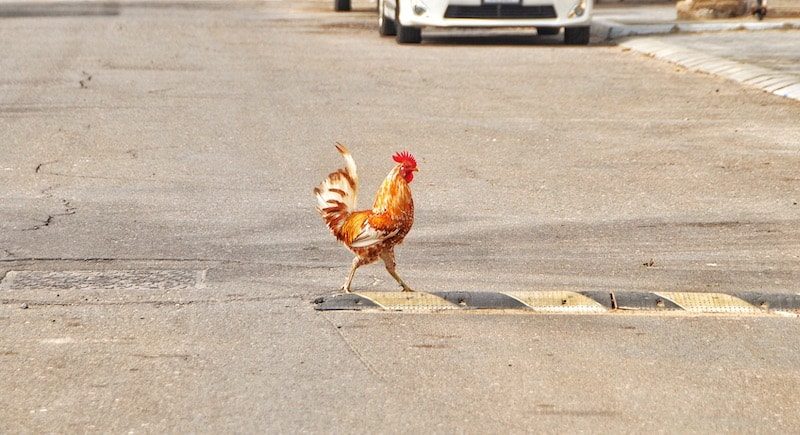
[19,177,77,231]
[0,257,225,263]
[0,295,295,308]
[21,202,76,231]
[319,312,534,431]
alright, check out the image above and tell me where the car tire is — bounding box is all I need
[537,27,560,36]
[395,1,421,44]
[379,0,396,36]
[334,0,351,12]
[564,26,590,45]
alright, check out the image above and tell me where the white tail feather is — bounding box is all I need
[314,143,359,234]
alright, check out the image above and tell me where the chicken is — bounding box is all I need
[314,143,418,293]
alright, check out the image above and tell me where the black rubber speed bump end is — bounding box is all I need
[314,293,380,311]
[614,291,683,311]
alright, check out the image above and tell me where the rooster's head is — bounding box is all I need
[393,151,418,183]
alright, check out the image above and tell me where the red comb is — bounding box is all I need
[392,151,417,168]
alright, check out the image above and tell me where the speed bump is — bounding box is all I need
[504,291,609,313]
[355,291,460,311]
[653,292,760,314]
[314,290,800,316]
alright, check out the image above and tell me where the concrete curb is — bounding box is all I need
[619,37,800,102]
[593,17,800,40]
[315,290,800,315]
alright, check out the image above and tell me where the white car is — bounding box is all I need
[378,0,592,45]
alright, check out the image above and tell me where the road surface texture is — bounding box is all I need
[1,0,799,432]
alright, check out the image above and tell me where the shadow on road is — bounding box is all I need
[420,30,577,46]
[0,1,120,17]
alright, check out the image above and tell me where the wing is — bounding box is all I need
[349,224,401,248]
[340,211,401,248]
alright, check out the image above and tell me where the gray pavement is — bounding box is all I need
[1,0,800,432]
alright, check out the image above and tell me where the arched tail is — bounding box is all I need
[314,143,359,237]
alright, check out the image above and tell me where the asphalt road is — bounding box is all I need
[2,0,800,432]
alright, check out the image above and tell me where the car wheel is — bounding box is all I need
[564,26,590,45]
[395,0,421,44]
[379,0,396,36]
[537,27,560,36]
[334,0,351,12]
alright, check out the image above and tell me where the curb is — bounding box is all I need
[619,37,800,102]
[314,290,800,315]
[593,18,800,40]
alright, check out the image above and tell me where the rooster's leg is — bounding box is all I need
[342,257,358,293]
[341,256,362,293]
[380,250,413,292]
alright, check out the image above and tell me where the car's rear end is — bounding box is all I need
[381,0,592,44]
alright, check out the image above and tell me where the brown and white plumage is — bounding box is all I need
[314,143,418,293]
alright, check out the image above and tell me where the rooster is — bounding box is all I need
[314,143,418,293]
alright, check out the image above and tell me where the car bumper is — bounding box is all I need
[398,0,593,28]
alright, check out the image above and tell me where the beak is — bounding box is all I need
[412,167,419,172]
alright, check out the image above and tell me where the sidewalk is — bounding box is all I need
[593,4,800,102]
[594,3,800,39]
